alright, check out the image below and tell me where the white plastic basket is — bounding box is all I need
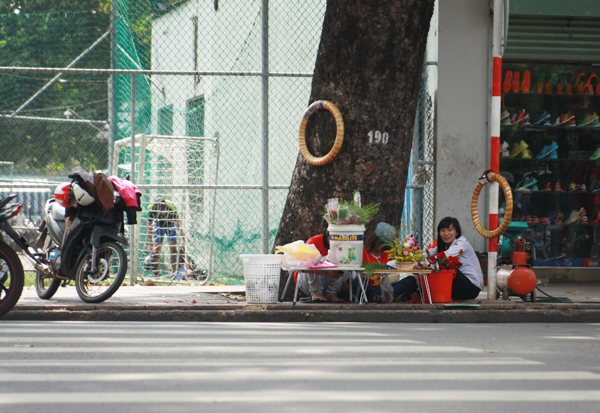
[240,254,283,303]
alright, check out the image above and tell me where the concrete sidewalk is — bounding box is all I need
[4,281,600,323]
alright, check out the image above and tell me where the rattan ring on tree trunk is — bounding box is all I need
[471,169,513,239]
[298,100,344,166]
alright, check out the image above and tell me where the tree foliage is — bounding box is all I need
[0,0,117,175]
[1,0,110,14]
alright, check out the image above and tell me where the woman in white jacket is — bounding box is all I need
[427,217,484,300]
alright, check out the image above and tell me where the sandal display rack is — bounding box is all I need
[500,63,600,267]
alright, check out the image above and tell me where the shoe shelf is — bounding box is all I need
[501,125,600,132]
[514,190,600,199]
[503,93,600,121]
[520,224,600,267]
[500,63,600,268]
[502,158,599,164]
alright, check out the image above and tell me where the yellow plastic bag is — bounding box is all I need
[275,240,322,269]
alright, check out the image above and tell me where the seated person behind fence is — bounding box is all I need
[147,198,181,276]
[427,216,484,301]
[351,222,418,303]
[296,230,346,303]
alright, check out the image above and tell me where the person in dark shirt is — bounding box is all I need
[147,198,180,275]
[296,230,346,303]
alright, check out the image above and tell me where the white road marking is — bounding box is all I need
[0,370,597,382]
[0,345,484,354]
[2,390,600,404]
[542,336,600,340]
[0,357,542,367]
[0,337,422,344]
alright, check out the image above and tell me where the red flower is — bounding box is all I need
[425,248,463,273]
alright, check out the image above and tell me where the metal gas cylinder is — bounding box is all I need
[496,267,512,289]
[507,266,537,296]
[497,265,537,298]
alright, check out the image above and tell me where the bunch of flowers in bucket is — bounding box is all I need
[389,234,425,263]
[322,191,379,225]
[417,241,463,273]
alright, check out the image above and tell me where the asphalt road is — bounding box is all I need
[1,321,599,412]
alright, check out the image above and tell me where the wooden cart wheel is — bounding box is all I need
[298,100,344,166]
[471,170,513,239]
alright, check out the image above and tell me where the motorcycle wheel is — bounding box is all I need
[35,269,61,300]
[193,269,210,285]
[0,240,24,317]
[75,241,127,303]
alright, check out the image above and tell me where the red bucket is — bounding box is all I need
[420,270,455,303]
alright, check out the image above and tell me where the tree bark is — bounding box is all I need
[275,0,435,253]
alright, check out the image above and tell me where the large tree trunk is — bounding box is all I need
[275,0,435,250]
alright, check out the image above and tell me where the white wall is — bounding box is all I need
[149,0,326,258]
[436,0,490,252]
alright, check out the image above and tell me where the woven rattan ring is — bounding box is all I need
[471,170,514,239]
[298,100,344,166]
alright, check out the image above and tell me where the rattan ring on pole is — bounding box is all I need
[471,170,514,239]
[298,100,344,166]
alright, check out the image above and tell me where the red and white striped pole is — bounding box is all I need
[488,0,504,299]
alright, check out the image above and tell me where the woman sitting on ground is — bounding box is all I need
[427,216,484,301]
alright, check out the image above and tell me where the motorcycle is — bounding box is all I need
[35,175,130,303]
[0,195,27,317]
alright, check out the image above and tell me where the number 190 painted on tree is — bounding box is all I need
[367,130,389,145]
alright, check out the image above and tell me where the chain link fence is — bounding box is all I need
[0,0,435,287]
[402,62,437,249]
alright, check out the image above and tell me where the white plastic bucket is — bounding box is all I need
[240,254,282,303]
[327,224,365,267]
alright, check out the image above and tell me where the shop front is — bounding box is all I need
[437,0,600,281]
[501,1,600,270]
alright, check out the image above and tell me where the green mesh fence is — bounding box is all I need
[0,1,327,286]
[0,1,435,287]
[0,11,110,177]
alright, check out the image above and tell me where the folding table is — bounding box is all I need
[371,269,434,304]
[280,266,366,305]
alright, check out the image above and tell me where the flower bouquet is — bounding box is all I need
[389,234,425,263]
[388,234,425,270]
[322,191,379,225]
[417,243,463,273]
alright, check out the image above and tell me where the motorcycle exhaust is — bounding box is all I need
[34,262,70,280]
